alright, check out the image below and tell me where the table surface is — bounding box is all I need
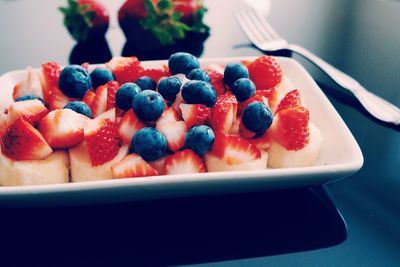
[0,0,399,266]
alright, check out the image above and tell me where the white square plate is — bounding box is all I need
[0,57,363,206]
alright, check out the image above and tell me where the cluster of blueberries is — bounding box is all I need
[17,52,273,162]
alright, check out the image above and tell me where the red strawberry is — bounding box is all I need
[59,0,110,43]
[273,106,310,150]
[106,56,144,84]
[38,109,89,149]
[41,62,61,103]
[0,112,9,138]
[209,92,238,134]
[105,81,120,110]
[90,84,107,117]
[164,149,206,175]
[204,67,226,96]
[248,55,282,90]
[210,133,261,164]
[156,107,180,125]
[156,121,188,152]
[111,153,159,179]
[1,117,52,160]
[179,103,211,128]
[172,0,202,19]
[8,99,49,125]
[275,89,301,113]
[82,89,96,108]
[12,67,43,101]
[118,109,145,144]
[97,108,117,122]
[84,118,121,166]
[47,86,72,110]
[118,0,151,20]
[142,66,170,83]
[148,155,169,175]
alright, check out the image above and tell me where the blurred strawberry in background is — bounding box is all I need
[60,0,110,43]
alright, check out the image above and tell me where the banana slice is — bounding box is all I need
[204,150,268,172]
[0,150,69,186]
[69,142,129,182]
[267,122,323,168]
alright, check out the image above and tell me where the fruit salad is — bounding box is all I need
[0,53,323,186]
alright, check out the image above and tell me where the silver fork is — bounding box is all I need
[236,6,400,126]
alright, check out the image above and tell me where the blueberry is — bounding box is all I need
[157,76,182,102]
[135,76,157,91]
[15,95,44,104]
[116,82,141,111]
[64,101,92,118]
[90,68,115,89]
[59,65,92,98]
[242,102,273,134]
[181,80,217,107]
[231,78,256,101]
[186,68,210,82]
[224,62,249,87]
[168,52,200,75]
[132,90,165,121]
[131,127,167,161]
[185,125,215,156]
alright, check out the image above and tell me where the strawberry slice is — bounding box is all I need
[90,81,120,117]
[111,153,159,179]
[156,121,188,152]
[82,89,96,108]
[148,155,169,175]
[142,66,170,83]
[0,112,10,138]
[210,133,261,164]
[156,107,180,126]
[204,67,226,96]
[275,89,301,113]
[209,92,238,134]
[239,120,257,139]
[118,109,146,144]
[1,117,52,160]
[38,109,89,149]
[106,56,144,84]
[48,86,72,111]
[13,67,43,101]
[273,106,310,150]
[105,81,120,110]
[8,99,49,125]
[41,61,61,103]
[179,103,211,128]
[248,55,282,90]
[164,149,206,175]
[84,118,121,166]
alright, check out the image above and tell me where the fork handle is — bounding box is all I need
[288,44,400,125]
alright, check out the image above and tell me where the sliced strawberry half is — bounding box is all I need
[210,133,261,164]
[105,81,120,110]
[142,66,170,83]
[156,107,180,126]
[84,118,122,166]
[156,121,188,152]
[164,149,206,175]
[248,131,271,151]
[118,109,146,144]
[111,153,159,179]
[8,99,49,125]
[90,81,120,117]
[204,66,226,96]
[1,117,52,160]
[82,89,96,108]
[179,103,211,129]
[209,92,238,134]
[273,106,310,151]
[38,109,89,149]
[47,86,72,111]
[275,89,301,114]
[13,67,43,101]
[106,56,144,84]
[40,61,61,103]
